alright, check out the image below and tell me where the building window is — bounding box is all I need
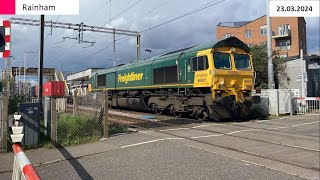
[260,25,267,35]
[276,39,291,47]
[278,24,290,35]
[245,30,252,38]
[223,34,233,39]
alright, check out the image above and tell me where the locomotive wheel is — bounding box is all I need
[150,103,158,114]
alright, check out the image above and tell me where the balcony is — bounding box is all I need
[278,45,291,50]
[272,30,291,39]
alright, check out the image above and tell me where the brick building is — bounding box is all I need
[216,15,307,58]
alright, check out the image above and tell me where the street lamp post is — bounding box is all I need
[18,62,22,94]
[24,51,34,82]
[145,49,152,58]
[106,58,122,67]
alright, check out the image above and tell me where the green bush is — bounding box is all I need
[249,107,267,120]
[57,113,102,146]
[9,94,28,115]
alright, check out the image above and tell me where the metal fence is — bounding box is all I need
[252,89,295,116]
[252,89,320,116]
[55,92,107,146]
[296,97,320,115]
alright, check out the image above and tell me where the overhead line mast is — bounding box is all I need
[9,17,142,60]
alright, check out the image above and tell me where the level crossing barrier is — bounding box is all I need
[11,114,41,180]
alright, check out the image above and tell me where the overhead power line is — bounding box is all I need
[10,18,140,36]
[121,0,170,29]
[109,0,143,24]
[87,0,226,59]
[141,0,225,33]
[85,0,143,39]
[46,0,143,69]
[27,15,61,66]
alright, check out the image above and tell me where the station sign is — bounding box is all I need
[0,0,79,15]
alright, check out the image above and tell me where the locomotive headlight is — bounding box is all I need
[218,84,225,89]
[246,85,252,90]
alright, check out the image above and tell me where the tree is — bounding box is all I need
[251,43,288,89]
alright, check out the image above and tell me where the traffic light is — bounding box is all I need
[0,20,11,58]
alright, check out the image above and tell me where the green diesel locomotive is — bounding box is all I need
[89,37,259,120]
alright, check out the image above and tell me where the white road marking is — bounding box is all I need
[226,129,257,135]
[121,138,185,148]
[190,121,320,140]
[159,128,190,132]
[268,126,292,130]
[183,143,317,180]
[283,144,320,152]
[291,121,320,127]
[191,134,224,139]
[159,117,319,133]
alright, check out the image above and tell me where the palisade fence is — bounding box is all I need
[54,92,108,147]
[295,97,320,114]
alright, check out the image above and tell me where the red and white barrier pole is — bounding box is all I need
[11,114,41,180]
[12,144,41,180]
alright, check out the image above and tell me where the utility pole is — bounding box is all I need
[137,35,141,60]
[300,49,306,99]
[267,0,275,89]
[6,57,11,96]
[38,15,45,104]
[24,51,34,82]
[18,63,21,94]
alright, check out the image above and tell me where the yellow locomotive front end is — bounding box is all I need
[194,45,258,120]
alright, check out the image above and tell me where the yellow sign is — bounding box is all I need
[118,72,144,84]
[194,71,212,87]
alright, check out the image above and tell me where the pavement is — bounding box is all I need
[0,114,319,180]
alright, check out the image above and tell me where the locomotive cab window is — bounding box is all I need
[214,52,231,69]
[234,54,251,70]
[97,74,106,86]
[191,56,208,71]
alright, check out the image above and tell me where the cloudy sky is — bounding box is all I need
[0,0,319,75]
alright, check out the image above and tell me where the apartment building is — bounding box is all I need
[216,15,307,58]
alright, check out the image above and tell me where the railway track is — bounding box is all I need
[64,105,319,171]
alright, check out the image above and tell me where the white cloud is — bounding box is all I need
[0,0,319,73]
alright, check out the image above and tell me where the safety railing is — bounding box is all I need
[296,97,320,115]
[11,115,41,180]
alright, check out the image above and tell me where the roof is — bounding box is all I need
[67,68,104,81]
[95,37,250,75]
[217,15,267,28]
[217,21,251,28]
